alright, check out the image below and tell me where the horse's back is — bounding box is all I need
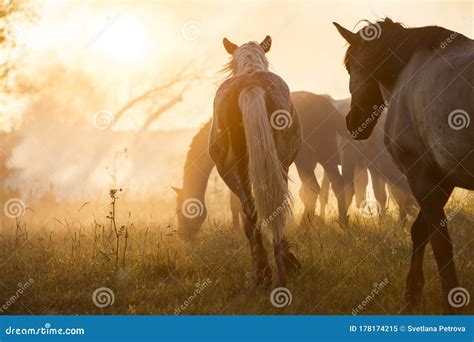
[388,40,474,188]
[214,72,292,117]
[211,71,301,167]
[291,91,346,147]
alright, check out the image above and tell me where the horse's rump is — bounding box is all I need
[213,71,300,239]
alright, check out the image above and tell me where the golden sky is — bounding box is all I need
[5,0,474,130]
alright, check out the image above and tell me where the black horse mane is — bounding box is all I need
[344,18,470,79]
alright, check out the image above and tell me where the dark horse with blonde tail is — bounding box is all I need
[334,18,473,313]
[209,36,301,287]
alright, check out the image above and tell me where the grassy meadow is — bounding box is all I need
[0,183,473,316]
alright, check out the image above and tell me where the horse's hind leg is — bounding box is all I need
[370,168,387,214]
[319,172,330,221]
[273,166,301,287]
[390,183,418,222]
[341,145,357,212]
[354,165,368,207]
[239,185,272,286]
[390,185,409,221]
[295,158,320,226]
[321,159,348,227]
[242,206,272,286]
[216,165,271,286]
[229,191,242,231]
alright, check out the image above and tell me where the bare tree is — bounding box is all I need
[112,60,205,130]
[0,0,34,91]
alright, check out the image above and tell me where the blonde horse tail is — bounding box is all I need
[239,87,292,242]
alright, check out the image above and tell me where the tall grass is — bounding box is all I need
[0,187,472,315]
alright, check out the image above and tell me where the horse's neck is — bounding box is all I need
[182,156,214,199]
[376,26,467,84]
[182,122,214,199]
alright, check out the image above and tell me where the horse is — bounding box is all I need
[209,36,302,286]
[321,95,417,220]
[330,97,418,219]
[174,93,417,239]
[334,18,473,312]
[172,119,251,240]
[291,91,349,226]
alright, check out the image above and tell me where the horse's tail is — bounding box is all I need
[238,87,292,242]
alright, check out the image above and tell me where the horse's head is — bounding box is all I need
[222,36,271,75]
[172,186,207,241]
[333,19,402,140]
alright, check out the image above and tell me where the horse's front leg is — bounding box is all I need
[424,186,458,314]
[403,168,457,314]
[229,191,242,231]
[401,211,428,313]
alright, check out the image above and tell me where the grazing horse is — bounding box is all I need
[334,18,473,312]
[209,36,301,286]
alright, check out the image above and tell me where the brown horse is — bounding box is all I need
[209,36,301,286]
[335,18,473,312]
[174,94,417,239]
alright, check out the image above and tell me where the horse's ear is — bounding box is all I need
[260,35,272,53]
[170,186,182,195]
[333,22,358,44]
[223,38,238,54]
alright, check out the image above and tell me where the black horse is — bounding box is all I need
[335,18,473,312]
